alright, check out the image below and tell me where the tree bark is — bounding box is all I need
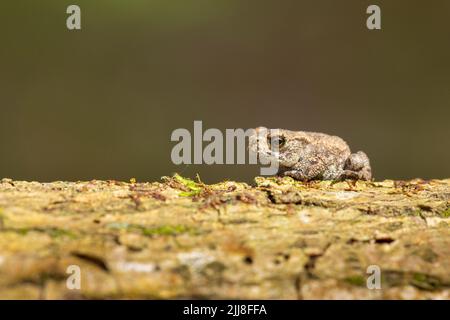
[0,176,449,299]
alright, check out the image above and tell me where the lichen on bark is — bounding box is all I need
[0,176,449,299]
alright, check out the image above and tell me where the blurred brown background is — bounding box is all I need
[0,1,449,183]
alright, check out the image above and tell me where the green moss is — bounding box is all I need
[410,272,443,291]
[141,225,192,236]
[45,228,78,239]
[439,207,450,218]
[344,275,366,287]
[15,228,30,235]
[383,270,443,290]
[179,191,201,197]
[173,174,203,197]
[411,272,442,291]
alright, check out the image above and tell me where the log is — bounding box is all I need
[0,175,449,299]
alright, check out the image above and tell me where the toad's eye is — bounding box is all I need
[267,135,286,150]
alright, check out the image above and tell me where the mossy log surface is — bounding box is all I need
[0,176,449,299]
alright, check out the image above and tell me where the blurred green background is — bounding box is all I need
[0,1,449,183]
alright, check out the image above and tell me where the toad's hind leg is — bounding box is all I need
[341,151,372,180]
[282,165,325,181]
